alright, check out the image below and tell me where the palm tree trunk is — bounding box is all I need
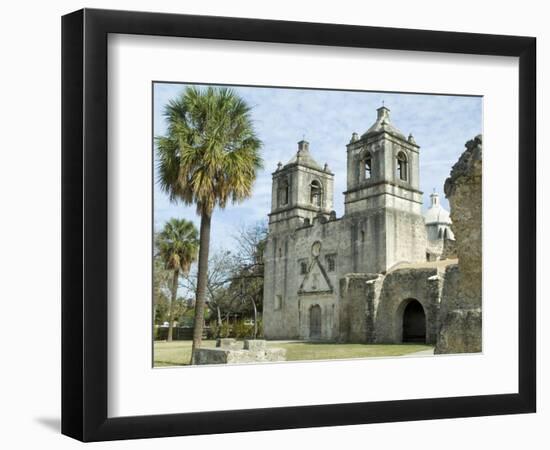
[191,211,212,364]
[167,269,179,342]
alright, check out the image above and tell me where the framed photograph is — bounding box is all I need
[61,8,536,442]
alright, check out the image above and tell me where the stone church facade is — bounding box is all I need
[263,106,459,345]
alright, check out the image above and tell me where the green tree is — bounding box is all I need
[153,256,172,326]
[156,87,262,363]
[155,218,199,342]
[230,222,268,337]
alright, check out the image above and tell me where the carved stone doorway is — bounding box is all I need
[309,305,322,339]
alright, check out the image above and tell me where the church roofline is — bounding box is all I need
[295,215,342,230]
[343,179,423,196]
[273,140,334,176]
[268,203,333,217]
[272,162,334,177]
[344,195,423,207]
[347,130,420,151]
[348,105,420,149]
[364,129,420,147]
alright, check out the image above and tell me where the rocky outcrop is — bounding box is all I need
[435,135,482,354]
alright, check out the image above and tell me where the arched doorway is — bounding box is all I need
[402,300,426,343]
[309,305,322,339]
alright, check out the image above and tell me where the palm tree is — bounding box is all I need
[156,86,263,363]
[155,218,199,342]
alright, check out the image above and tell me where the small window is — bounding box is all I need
[361,230,365,242]
[300,261,308,275]
[326,255,336,272]
[274,295,282,310]
[310,180,322,206]
[397,152,408,181]
[364,153,372,180]
[278,178,289,206]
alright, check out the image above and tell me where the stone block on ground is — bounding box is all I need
[265,347,287,362]
[194,344,288,365]
[243,339,266,351]
[194,348,231,365]
[216,338,243,349]
[225,350,259,364]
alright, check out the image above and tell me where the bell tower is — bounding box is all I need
[343,106,426,272]
[269,140,334,233]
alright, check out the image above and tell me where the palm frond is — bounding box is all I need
[155,218,199,272]
[155,86,263,216]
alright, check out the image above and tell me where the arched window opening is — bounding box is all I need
[278,178,289,206]
[364,153,372,180]
[310,180,322,206]
[397,152,408,181]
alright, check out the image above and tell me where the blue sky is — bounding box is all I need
[153,83,482,254]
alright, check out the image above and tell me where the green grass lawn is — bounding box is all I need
[154,340,433,367]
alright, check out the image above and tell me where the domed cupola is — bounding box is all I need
[284,140,324,171]
[424,191,455,242]
[361,106,407,141]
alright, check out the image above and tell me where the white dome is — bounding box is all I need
[424,206,451,225]
[424,192,452,225]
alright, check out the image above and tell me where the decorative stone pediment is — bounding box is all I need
[298,257,333,295]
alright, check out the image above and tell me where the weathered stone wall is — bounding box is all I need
[438,264,460,321]
[263,228,301,339]
[439,237,457,260]
[374,267,441,344]
[263,216,346,341]
[384,207,428,270]
[435,135,482,354]
[338,273,381,343]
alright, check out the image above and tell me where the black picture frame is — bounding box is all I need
[61,8,536,442]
